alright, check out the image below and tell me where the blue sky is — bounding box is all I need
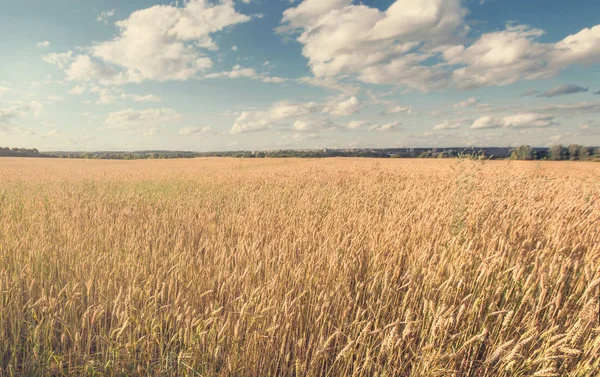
[1,0,599,151]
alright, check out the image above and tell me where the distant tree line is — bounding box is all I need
[509,145,600,161]
[2,146,599,161]
[47,151,200,160]
[0,147,54,158]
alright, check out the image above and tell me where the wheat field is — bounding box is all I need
[0,157,599,376]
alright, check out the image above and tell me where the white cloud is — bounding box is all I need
[86,85,161,104]
[453,97,479,108]
[369,121,402,132]
[204,65,256,79]
[502,113,557,129]
[471,113,557,130]
[262,76,288,84]
[279,1,600,91]
[231,96,362,134]
[202,65,290,84]
[102,108,184,131]
[445,25,552,89]
[97,9,116,24]
[48,96,64,101]
[552,25,600,67]
[278,0,467,89]
[179,126,212,135]
[65,55,121,84]
[385,104,412,115]
[291,132,320,142]
[36,41,50,48]
[358,54,450,89]
[292,119,334,132]
[231,100,319,134]
[87,0,250,84]
[231,45,238,51]
[120,93,161,102]
[322,96,362,116]
[345,120,370,129]
[433,121,461,130]
[90,86,118,104]
[471,116,501,129]
[447,24,600,89]
[42,51,74,69]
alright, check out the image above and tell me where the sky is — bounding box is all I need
[1,0,600,151]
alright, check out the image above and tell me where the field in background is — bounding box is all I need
[1,158,599,376]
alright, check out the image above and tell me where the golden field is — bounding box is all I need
[0,157,599,376]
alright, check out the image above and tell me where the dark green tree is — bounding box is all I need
[548,145,565,161]
[510,145,534,160]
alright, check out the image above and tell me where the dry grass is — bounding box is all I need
[0,157,599,376]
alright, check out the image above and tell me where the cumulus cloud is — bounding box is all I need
[292,119,335,132]
[385,104,412,115]
[471,113,557,130]
[204,65,256,79]
[536,84,588,97]
[231,96,363,134]
[322,96,362,116]
[231,101,319,134]
[502,113,557,129]
[279,0,600,91]
[43,1,250,85]
[65,55,122,84]
[447,24,600,89]
[203,65,291,84]
[86,85,161,104]
[345,120,370,129]
[368,121,402,132]
[471,116,502,129]
[120,93,161,102]
[444,25,552,89]
[278,0,466,90]
[178,126,212,135]
[42,51,74,69]
[102,108,184,131]
[453,97,479,108]
[433,121,461,130]
[36,41,50,48]
[91,0,249,82]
